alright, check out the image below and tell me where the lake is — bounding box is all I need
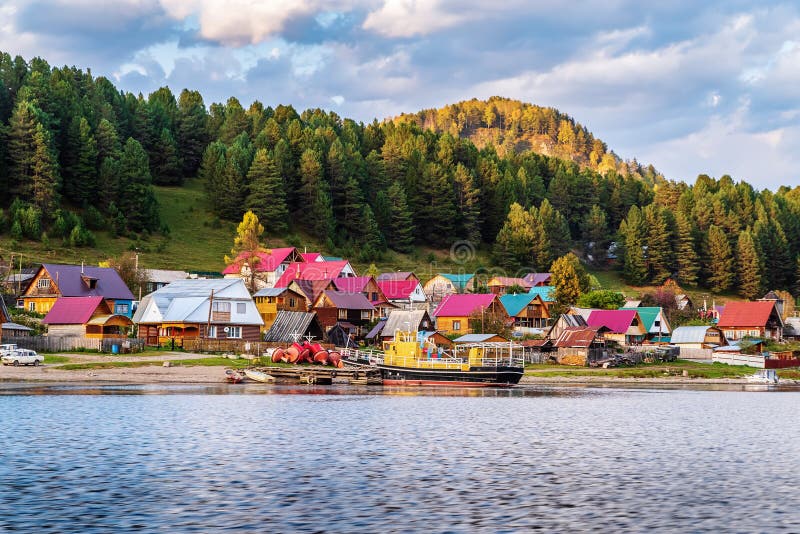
[0,384,798,532]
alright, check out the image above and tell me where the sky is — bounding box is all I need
[2,0,799,190]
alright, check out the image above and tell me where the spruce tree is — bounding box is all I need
[493,203,535,270]
[151,127,182,185]
[674,211,700,286]
[73,117,97,205]
[245,149,288,234]
[619,205,647,285]
[643,204,671,284]
[360,204,385,252]
[581,204,609,266]
[539,199,571,266]
[30,124,60,216]
[7,100,39,199]
[736,229,763,299]
[177,89,208,177]
[706,224,734,292]
[453,164,481,244]
[384,183,415,252]
[117,137,159,232]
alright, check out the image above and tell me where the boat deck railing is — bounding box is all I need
[339,347,524,369]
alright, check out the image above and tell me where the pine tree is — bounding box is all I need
[177,89,208,177]
[493,203,535,270]
[643,204,671,284]
[736,229,763,299]
[619,205,647,285]
[7,100,39,199]
[73,117,97,205]
[706,224,734,292]
[360,204,384,252]
[245,149,288,234]
[453,164,481,244]
[118,137,159,232]
[539,199,571,267]
[95,118,121,162]
[199,141,228,215]
[582,204,609,266]
[219,97,249,144]
[30,124,60,216]
[384,183,415,252]
[151,127,182,185]
[674,210,700,286]
[340,176,365,239]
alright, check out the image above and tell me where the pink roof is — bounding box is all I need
[586,309,638,334]
[300,252,321,262]
[42,296,105,325]
[433,294,497,317]
[378,279,421,300]
[274,261,350,287]
[718,301,777,328]
[333,276,372,293]
[222,248,296,275]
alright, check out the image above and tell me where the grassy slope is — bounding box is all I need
[0,179,742,304]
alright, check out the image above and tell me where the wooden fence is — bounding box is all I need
[677,347,714,360]
[14,336,144,354]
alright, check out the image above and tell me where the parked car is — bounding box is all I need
[0,344,19,358]
[1,348,44,366]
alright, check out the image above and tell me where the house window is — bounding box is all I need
[37,278,50,289]
[289,298,296,307]
[16,300,23,308]
[453,320,461,331]
[237,302,246,314]
[371,292,378,302]
[115,303,129,314]
[654,320,660,327]
[29,302,35,312]
[338,309,348,319]
[227,326,242,339]
[361,310,371,320]
[213,301,231,313]
[208,326,217,338]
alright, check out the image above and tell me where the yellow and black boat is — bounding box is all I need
[345,331,524,387]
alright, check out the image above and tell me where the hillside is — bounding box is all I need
[1,51,800,301]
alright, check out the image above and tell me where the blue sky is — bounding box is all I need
[2,0,799,190]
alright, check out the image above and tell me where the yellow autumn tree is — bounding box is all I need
[550,253,587,306]
[224,210,268,292]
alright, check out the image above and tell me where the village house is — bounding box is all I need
[620,306,671,342]
[42,296,133,339]
[423,273,475,300]
[21,263,134,317]
[586,309,647,345]
[377,279,427,309]
[0,298,32,341]
[222,247,303,290]
[432,293,507,335]
[312,290,376,338]
[377,272,420,282]
[366,309,434,342]
[262,310,325,343]
[333,276,394,317]
[500,293,550,333]
[523,272,551,287]
[288,279,337,310]
[141,269,191,296]
[527,285,556,304]
[547,313,588,341]
[670,326,727,350]
[487,276,532,295]
[453,333,509,344]
[273,259,357,288]
[553,326,607,366]
[717,300,784,341]
[253,287,307,332]
[133,278,263,346]
[675,294,693,311]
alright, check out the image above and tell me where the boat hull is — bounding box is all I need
[378,364,523,387]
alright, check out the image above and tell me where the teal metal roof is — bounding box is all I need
[527,286,555,301]
[621,306,662,332]
[499,293,538,317]
[440,273,474,290]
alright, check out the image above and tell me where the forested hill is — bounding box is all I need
[1,51,799,298]
[394,97,662,184]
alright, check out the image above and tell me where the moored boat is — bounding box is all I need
[344,331,524,387]
[746,369,779,384]
[225,368,244,383]
[244,369,276,383]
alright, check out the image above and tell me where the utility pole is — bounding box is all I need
[206,289,214,339]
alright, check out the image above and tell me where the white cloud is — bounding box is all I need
[362,0,473,37]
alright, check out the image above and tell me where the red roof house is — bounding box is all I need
[717,301,783,341]
[432,294,507,335]
[586,309,646,345]
[222,247,303,290]
[377,279,427,304]
[273,260,356,288]
[42,296,133,339]
[312,290,376,337]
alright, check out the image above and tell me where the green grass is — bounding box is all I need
[525,360,758,379]
[44,355,71,364]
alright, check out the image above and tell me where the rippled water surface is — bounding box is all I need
[1,384,799,532]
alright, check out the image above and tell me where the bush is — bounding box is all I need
[68,225,96,247]
[83,206,104,230]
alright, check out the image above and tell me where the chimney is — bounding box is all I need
[81,261,84,275]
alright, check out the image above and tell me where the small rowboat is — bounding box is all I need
[244,369,276,383]
[225,369,244,383]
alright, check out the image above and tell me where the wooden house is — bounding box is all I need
[620,306,671,341]
[527,286,556,304]
[262,311,325,343]
[432,293,507,335]
[553,327,606,366]
[453,333,509,344]
[288,279,336,310]
[522,272,551,287]
[675,294,693,311]
[586,309,647,345]
[670,326,727,349]
[0,298,32,341]
[141,269,191,296]
[547,313,588,341]
[273,259,357,288]
[42,297,133,339]
[423,273,475,300]
[253,287,307,332]
[333,276,394,317]
[717,301,784,341]
[21,263,134,317]
[487,277,531,295]
[377,272,419,282]
[312,290,376,337]
[377,279,427,309]
[222,247,303,289]
[373,309,434,341]
[500,293,550,332]
[133,279,263,346]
